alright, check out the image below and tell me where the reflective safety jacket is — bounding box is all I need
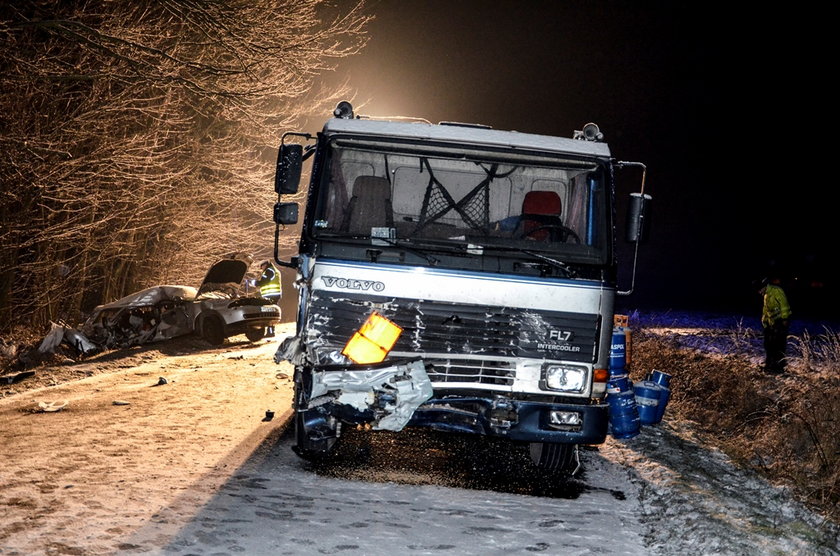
[762,284,791,328]
[257,265,282,298]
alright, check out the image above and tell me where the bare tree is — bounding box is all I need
[0,0,371,332]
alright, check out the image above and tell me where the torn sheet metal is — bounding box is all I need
[63,328,99,356]
[275,335,307,366]
[38,322,99,356]
[309,359,433,431]
[38,322,65,353]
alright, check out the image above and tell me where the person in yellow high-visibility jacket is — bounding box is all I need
[256,260,282,337]
[757,277,792,374]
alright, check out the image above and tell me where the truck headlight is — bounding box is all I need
[542,364,587,393]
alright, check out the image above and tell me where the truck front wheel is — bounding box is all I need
[292,382,339,461]
[529,442,579,474]
[292,411,339,461]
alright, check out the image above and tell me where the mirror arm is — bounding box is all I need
[302,144,316,161]
[615,161,648,296]
[273,222,298,269]
[617,240,640,296]
[615,161,647,195]
[281,131,314,145]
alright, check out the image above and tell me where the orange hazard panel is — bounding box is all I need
[342,311,403,364]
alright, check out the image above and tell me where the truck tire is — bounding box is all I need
[529,442,579,473]
[201,316,226,346]
[245,328,266,342]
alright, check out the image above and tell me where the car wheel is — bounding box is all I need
[245,328,266,342]
[201,316,225,346]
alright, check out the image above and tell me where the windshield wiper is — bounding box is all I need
[314,232,444,265]
[520,249,576,278]
[465,242,577,278]
[375,237,440,265]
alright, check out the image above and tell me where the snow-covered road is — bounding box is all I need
[2,317,837,555]
[134,421,838,556]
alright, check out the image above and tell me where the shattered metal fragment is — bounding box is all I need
[1,370,35,385]
[37,400,68,412]
[309,359,433,431]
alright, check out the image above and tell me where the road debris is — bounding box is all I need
[2,370,35,384]
[38,321,99,357]
[37,400,68,412]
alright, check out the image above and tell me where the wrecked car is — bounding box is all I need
[81,255,281,348]
[81,285,199,348]
[190,255,282,345]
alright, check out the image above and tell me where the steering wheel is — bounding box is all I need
[521,224,581,244]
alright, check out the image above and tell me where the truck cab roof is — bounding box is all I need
[322,117,612,159]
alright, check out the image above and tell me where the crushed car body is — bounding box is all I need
[80,254,281,348]
[81,285,198,348]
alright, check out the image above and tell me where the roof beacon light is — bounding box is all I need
[342,311,403,364]
[334,101,354,119]
[574,122,604,142]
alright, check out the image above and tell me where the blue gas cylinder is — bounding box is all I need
[609,329,627,377]
[606,383,640,439]
[606,375,631,395]
[650,369,672,388]
[649,370,672,422]
[634,380,663,426]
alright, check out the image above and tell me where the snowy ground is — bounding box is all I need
[2,316,838,555]
[131,419,839,556]
[608,422,839,555]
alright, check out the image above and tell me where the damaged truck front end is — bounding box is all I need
[273,103,650,472]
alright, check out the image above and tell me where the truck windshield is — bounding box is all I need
[311,137,610,265]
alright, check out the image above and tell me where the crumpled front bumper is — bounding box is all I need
[408,395,609,444]
[305,358,434,432]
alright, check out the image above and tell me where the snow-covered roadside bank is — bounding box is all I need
[602,421,840,555]
[619,310,840,554]
[0,333,295,555]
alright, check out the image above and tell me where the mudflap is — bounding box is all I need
[529,442,581,475]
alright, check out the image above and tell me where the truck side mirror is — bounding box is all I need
[274,202,299,225]
[275,144,303,194]
[626,193,652,243]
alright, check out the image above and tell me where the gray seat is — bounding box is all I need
[343,176,394,234]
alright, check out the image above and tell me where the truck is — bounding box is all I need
[272,101,650,472]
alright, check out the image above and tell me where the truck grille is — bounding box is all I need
[416,356,515,386]
[305,291,600,368]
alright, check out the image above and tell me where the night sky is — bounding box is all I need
[308,1,835,318]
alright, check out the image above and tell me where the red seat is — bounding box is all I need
[522,191,562,241]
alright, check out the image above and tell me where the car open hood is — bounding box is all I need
[196,254,252,297]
